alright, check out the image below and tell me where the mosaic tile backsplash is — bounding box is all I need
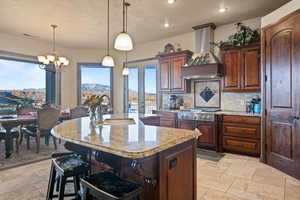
[161,80,260,112]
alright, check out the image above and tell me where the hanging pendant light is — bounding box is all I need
[102,0,115,67]
[122,51,129,75]
[114,0,133,51]
[37,25,69,73]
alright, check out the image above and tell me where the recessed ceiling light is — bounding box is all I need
[219,7,228,13]
[168,0,176,4]
[164,22,170,28]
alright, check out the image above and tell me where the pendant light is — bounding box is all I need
[122,52,129,76]
[37,25,69,72]
[114,0,133,51]
[102,0,115,66]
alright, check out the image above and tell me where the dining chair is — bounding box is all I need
[17,106,37,145]
[70,106,88,119]
[23,107,60,153]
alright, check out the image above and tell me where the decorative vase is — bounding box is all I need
[89,106,97,121]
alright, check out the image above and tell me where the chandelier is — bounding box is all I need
[37,25,69,73]
[114,0,133,51]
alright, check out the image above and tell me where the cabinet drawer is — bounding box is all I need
[160,119,176,128]
[223,136,260,155]
[223,124,260,139]
[223,115,260,125]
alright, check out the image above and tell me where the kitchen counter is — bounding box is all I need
[155,109,261,117]
[51,113,200,159]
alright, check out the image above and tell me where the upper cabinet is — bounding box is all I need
[157,50,193,93]
[221,43,261,92]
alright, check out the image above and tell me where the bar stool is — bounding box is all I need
[46,153,90,200]
[80,171,143,200]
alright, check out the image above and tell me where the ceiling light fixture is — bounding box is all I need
[114,0,133,51]
[37,25,69,73]
[102,0,115,67]
[219,7,228,13]
[122,52,129,76]
[164,22,170,28]
[167,0,176,4]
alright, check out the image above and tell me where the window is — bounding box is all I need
[0,57,47,114]
[124,60,158,114]
[78,64,113,105]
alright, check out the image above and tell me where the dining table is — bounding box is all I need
[0,115,36,158]
[0,113,71,158]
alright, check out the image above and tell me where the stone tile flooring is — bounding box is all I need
[0,153,299,200]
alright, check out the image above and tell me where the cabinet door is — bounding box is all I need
[171,56,185,92]
[196,122,216,149]
[160,118,176,128]
[178,120,196,130]
[222,50,242,91]
[159,59,170,91]
[242,47,260,91]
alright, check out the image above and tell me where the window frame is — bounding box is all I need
[77,63,114,110]
[123,58,159,114]
[0,56,55,105]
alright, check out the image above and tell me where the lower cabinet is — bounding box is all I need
[195,122,217,151]
[141,117,160,126]
[178,120,217,151]
[221,115,261,156]
[153,110,177,128]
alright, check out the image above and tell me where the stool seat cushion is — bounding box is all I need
[82,172,142,198]
[54,154,89,175]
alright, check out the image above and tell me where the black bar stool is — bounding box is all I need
[80,171,143,200]
[46,153,90,200]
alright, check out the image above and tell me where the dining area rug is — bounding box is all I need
[0,138,66,171]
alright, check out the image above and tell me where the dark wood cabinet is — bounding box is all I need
[178,119,217,151]
[195,122,217,150]
[221,43,260,92]
[140,117,160,126]
[157,50,193,93]
[221,115,261,156]
[153,110,177,128]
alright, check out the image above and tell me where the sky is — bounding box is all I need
[81,66,111,86]
[0,58,45,90]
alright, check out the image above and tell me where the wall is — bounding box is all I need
[0,16,263,113]
[261,0,300,28]
[125,17,261,111]
[0,32,124,113]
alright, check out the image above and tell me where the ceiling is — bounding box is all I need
[0,0,290,49]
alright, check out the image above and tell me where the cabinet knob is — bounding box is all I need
[293,116,300,120]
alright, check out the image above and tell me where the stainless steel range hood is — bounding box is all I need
[182,23,223,79]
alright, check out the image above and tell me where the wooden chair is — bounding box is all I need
[23,107,60,153]
[17,106,37,145]
[70,106,88,119]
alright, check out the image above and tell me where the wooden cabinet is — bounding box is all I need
[221,43,260,92]
[153,110,177,128]
[157,50,193,93]
[178,120,217,151]
[140,117,160,126]
[195,122,217,151]
[221,115,261,156]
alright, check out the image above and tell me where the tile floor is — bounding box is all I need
[0,153,299,200]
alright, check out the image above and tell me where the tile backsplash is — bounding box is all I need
[161,80,260,112]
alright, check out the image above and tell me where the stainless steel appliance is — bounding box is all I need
[177,109,218,122]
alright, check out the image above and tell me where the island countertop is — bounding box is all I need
[51,114,200,159]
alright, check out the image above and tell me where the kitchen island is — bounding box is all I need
[51,114,200,200]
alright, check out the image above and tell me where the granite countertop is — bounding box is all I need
[156,109,261,117]
[51,114,200,159]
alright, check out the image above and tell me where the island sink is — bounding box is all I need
[96,118,136,126]
[51,114,200,200]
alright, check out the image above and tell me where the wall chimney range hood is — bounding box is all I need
[182,23,223,79]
